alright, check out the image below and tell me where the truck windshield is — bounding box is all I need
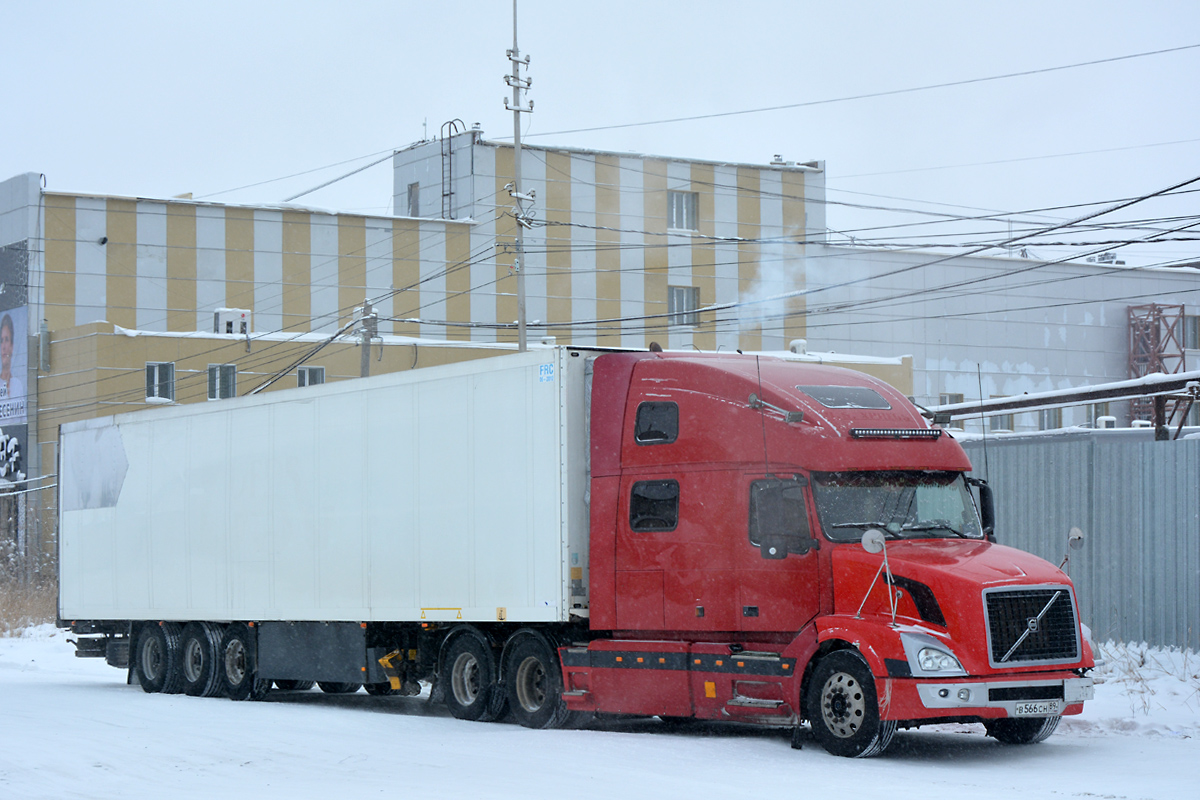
[811,471,984,542]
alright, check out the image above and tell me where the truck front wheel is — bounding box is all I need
[135,622,184,695]
[806,650,896,758]
[984,715,1061,745]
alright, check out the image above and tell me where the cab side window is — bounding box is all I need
[630,480,679,531]
[635,401,678,444]
[749,478,814,558]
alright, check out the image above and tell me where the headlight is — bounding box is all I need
[917,647,963,672]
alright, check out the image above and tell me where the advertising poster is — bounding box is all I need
[0,242,29,487]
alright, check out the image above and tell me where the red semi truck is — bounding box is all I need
[60,348,1095,757]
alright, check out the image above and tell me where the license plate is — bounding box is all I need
[1013,700,1061,717]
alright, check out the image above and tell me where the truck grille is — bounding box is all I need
[984,587,1080,667]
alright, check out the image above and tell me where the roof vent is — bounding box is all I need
[789,339,807,355]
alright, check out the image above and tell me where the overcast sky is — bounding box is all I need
[3,1,1198,267]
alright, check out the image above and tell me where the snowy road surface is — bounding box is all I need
[1,627,1196,800]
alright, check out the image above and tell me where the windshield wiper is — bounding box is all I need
[901,520,969,538]
[829,522,902,538]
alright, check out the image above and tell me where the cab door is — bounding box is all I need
[735,474,822,632]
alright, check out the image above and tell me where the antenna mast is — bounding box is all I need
[504,0,534,351]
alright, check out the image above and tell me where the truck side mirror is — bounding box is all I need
[977,481,996,543]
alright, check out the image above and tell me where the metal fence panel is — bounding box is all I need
[962,435,1199,650]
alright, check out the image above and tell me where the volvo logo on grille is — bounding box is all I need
[1026,617,1040,633]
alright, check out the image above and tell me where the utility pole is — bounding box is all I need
[359,299,378,378]
[505,0,533,351]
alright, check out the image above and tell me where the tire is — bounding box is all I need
[180,622,224,698]
[219,623,271,701]
[364,682,396,696]
[318,682,362,694]
[504,633,574,730]
[805,650,896,758]
[273,680,315,691]
[984,715,1061,745]
[135,622,184,695]
[442,633,502,721]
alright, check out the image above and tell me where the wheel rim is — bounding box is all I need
[224,639,247,686]
[514,655,548,713]
[820,670,866,738]
[140,635,162,682]
[451,652,481,706]
[183,638,204,683]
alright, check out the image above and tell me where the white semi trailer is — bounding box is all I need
[60,349,590,701]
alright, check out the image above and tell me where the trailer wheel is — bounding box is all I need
[273,680,315,691]
[806,650,896,758]
[135,622,184,695]
[443,633,502,721]
[180,622,224,697]
[219,623,271,701]
[318,682,362,694]
[504,634,574,730]
[984,715,1061,745]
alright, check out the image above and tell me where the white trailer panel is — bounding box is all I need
[59,349,590,624]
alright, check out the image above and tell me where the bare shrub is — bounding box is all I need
[0,574,57,636]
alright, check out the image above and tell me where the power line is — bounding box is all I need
[511,43,1200,139]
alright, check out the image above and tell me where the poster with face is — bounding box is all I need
[0,244,29,475]
[0,305,26,425]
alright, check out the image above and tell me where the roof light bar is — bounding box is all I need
[850,428,942,440]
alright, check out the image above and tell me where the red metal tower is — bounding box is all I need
[1128,303,1185,423]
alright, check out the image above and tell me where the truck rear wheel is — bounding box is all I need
[984,715,1061,745]
[443,632,502,721]
[135,622,184,695]
[504,633,574,730]
[219,623,271,701]
[180,622,224,697]
[806,650,896,758]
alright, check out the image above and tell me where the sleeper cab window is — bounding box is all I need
[630,479,680,532]
[634,401,678,444]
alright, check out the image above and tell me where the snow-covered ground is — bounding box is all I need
[1,626,1196,800]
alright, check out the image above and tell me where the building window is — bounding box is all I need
[1039,407,1063,431]
[407,182,420,217]
[667,190,698,231]
[668,285,700,326]
[1089,402,1111,427]
[988,397,1013,432]
[1185,314,1200,350]
[298,366,325,388]
[939,393,964,430]
[630,479,679,531]
[146,362,174,402]
[208,364,237,400]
